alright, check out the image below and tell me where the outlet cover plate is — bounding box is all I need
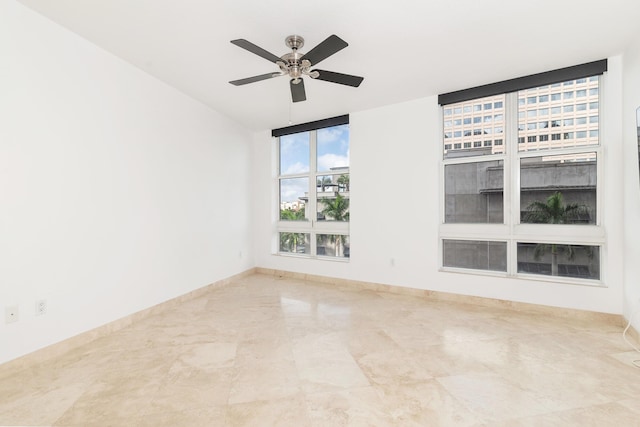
[36,299,47,316]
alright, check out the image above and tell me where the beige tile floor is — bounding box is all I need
[2,273,640,426]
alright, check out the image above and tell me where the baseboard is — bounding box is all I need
[256,267,623,325]
[626,321,640,346]
[0,268,256,379]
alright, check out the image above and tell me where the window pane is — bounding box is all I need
[443,240,507,272]
[317,124,349,172]
[280,177,308,220]
[517,243,600,280]
[279,132,309,175]
[317,234,350,258]
[445,160,504,223]
[518,77,599,152]
[443,94,506,158]
[279,233,310,254]
[520,153,596,224]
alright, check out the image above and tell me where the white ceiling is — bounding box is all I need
[16,0,640,131]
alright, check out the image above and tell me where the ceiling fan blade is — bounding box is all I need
[301,35,348,66]
[312,70,364,87]
[230,39,282,63]
[229,72,281,86]
[290,79,306,103]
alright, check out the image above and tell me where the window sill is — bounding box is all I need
[275,252,350,263]
[439,266,605,287]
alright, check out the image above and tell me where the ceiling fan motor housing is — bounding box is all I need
[280,36,316,82]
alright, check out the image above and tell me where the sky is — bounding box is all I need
[280,124,349,204]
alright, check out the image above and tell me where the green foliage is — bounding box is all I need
[337,174,350,191]
[320,193,350,221]
[317,176,332,191]
[280,207,305,220]
[280,232,305,253]
[523,191,588,224]
[523,191,590,276]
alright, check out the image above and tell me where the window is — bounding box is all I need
[443,240,507,272]
[438,60,606,283]
[275,117,350,259]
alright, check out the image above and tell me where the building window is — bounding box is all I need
[439,60,605,283]
[275,118,350,259]
[442,95,505,159]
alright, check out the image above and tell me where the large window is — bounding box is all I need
[439,61,606,283]
[275,117,350,259]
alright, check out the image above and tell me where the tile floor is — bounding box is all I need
[2,273,640,426]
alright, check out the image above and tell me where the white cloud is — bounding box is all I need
[280,178,308,203]
[283,161,309,175]
[318,126,347,143]
[317,153,349,172]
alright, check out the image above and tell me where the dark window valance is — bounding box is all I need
[272,114,349,138]
[438,59,607,106]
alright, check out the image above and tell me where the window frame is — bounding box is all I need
[438,76,605,286]
[275,120,350,261]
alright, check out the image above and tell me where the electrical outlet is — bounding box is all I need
[36,299,47,316]
[5,306,19,324]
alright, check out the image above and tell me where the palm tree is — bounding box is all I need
[337,174,350,192]
[523,191,588,225]
[319,194,350,256]
[317,176,332,192]
[280,232,305,253]
[523,191,589,276]
[279,208,306,252]
[320,193,349,221]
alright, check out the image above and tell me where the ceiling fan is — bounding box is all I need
[229,34,364,103]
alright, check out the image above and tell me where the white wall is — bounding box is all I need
[254,58,627,315]
[622,37,640,328]
[0,2,254,364]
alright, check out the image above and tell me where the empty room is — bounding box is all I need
[3,0,640,425]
